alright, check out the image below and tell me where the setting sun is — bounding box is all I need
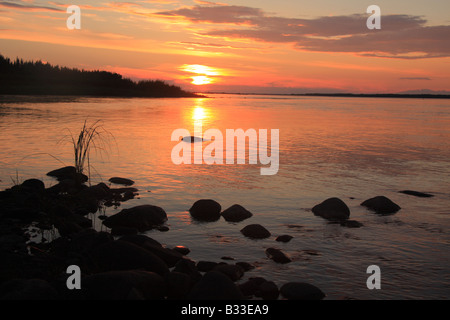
[192,76,213,85]
[180,64,223,85]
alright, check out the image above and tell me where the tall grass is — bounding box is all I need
[64,120,115,181]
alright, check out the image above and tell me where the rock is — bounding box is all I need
[165,271,192,299]
[257,281,279,300]
[238,277,267,297]
[187,271,244,300]
[340,220,364,228]
[82,270,166,300]
[189,199,221,222]
[399,190,434,198]
[221,204,253,222]
[111,226,138,237]
[265,248,292,264]
[280,282,325,300]
[103,205,168,232]
[109,177,135,186]
[88,240,169,276]
[240,224,271,239]
[236,261,255,272]
[172,246,190,255]
[361,196,401,215]
[213,264,244,282]
[276,235,293,243]
[118,235,183,268]
[0,279,59,300]
[312,197,350,220]
[173,259,202,284]
[182,136,204,143]
[46,166,88,183]
[196,261,219,272]
[20,179,45,193]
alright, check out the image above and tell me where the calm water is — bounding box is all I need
[1,94,449,299]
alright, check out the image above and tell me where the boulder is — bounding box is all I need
[240,224,271,239]
[165,271,192,299]
[108,177,135,186]
[399,190,434,198]
[196,261,219,272]
[189,199,221,222]
[172,246,190,255]
[238,277,267,297]
[361,196,401,215]
[103,205,168,232]
[46,166,88,183]
[213,264,244,282]
[312,197,350,220]
[275,235,293,243]
[265,248,292,264]
[221,204,253,222]
[173,259,202,284]
[256,281,279,300]
[82,270,166,300]
[0,279,59,300]
[187,271,244,300]
[280,282,325,300]
[88,240,169,276]
[20,179,45,193]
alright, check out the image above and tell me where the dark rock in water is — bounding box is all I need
[196,261,219,272]
[265,248,292,264]
[187,271,244,300]
[103,205,168,232]
[46,166,88,183]
[257,281,279,300]
[238,277,267,297]
[213,264,244,282]
[165,271,192,299]
[78,183,110,200]
[172,246,190,255]
[312,197,350,220]
[236,261,255,272]
[88,240,169,276]
[173,259,202,284]
[20,179,45,193]
[399,190,434,198]
[280,282,325,300]
[340,220,364,228]
[82,270,166,300]
[118,235,183,268]
[68,229,114,256]
[111,226,138,237]
[109,177,135,186]
[221,204,253,222]
[189,199,221,222]
[0,279,59,300]
[361,196,401,215]
[182,136,204,143]
[240,224,271,239]
[276,235,293,243]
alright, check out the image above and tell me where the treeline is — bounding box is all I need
[0,54,198,98]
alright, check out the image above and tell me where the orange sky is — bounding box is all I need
[0,0,449,93]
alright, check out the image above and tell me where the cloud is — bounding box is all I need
[154,4,450,59]
[0,1,62,12]
[399,77,432,80]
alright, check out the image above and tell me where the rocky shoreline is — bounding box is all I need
[0,166,429,300]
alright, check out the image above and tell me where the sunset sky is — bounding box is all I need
[0,0,449,93]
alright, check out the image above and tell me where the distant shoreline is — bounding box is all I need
[202,92,450,99]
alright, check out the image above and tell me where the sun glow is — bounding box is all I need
[180,64,222,85]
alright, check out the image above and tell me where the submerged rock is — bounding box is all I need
[361,196,401,215]
[108,177,135,186]
[240,224,271,239]
[280,282,325,300]
[103,205,168,232]
[189,199,221,222]
[312,197,350,220]
[276,235,293,243]
[221,204,253,222]
[46,166,88,183]
[265,248,292,264]
[399,190,434,198]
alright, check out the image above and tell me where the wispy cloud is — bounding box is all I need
[0,1,62,12]
[154,4,450,59]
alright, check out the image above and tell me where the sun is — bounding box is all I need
[192,76,213,85]
[180,64,222,85]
